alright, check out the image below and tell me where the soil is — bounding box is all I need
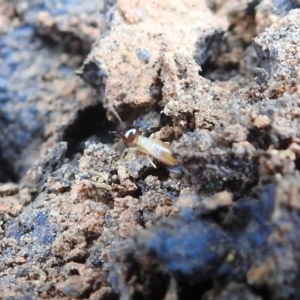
[1,0,300,299]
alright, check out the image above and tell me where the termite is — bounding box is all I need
[109,105,178,170]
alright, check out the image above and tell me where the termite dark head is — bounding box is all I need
[108,105,139,145]
[112,125,139,146]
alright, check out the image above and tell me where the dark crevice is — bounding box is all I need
[38,32,89,56]
[139,165,171,182]
[249,284,272,300]
[80,288,98,299]
[150,69,163,102]
[86,232,102,249]
[178,278,213,300]
[158,111,173,127]
[136,209,146,228]
[126,258,170,300]
[134,166,175,197]
[0,152,19,183]
[226,174,260,201]
[276,137,293,150]
[200,0,260,82]
[69,268,80,276]
[198,31,248,82]
[194,31,224,68]
[294,156,300,172]
[68,255,88,264]
[98,292,119,300]
[247,128,292,151]
[200,61,240,82]
[78,60,108,90]
[63,103,116,159]
[132,182,144,199]
[247,128,273,150]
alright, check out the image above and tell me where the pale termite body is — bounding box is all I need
[109,106,179,170]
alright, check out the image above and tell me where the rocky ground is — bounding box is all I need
[1,0,300,299]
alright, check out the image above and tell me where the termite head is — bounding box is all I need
[108,104,140,146]
[111,125,140,146]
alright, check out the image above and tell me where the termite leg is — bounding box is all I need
[120,148,128,159]
[120,147,138,159]
[147,155,157,169]
[112,139,124,150]
[136,144,157,168]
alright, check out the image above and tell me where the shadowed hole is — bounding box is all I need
[0,152,19,182]
[63,103,116,159]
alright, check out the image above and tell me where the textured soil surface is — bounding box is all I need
[1,0,300,299]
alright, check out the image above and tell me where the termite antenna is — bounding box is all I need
[109,104,123,124]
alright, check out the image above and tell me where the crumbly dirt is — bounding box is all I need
[1,0,300,299]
